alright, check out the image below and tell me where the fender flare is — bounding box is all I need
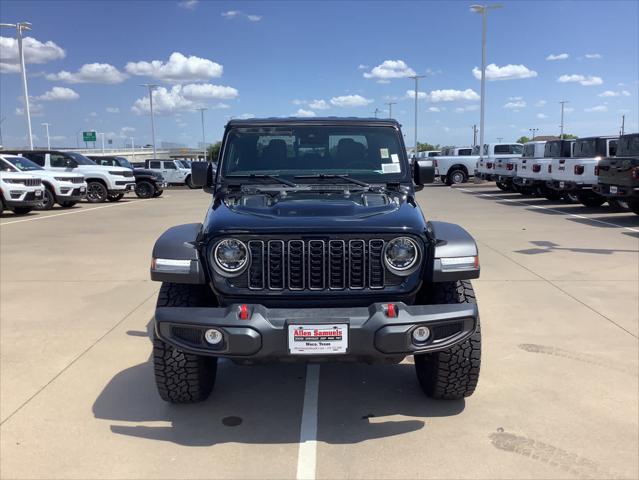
[426,221,480,282]
[150,223,206,284]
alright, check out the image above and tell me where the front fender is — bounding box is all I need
[426,221,480,282]
[150,223,206,284]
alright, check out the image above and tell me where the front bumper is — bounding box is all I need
[155,302,478,362]
[111,182,136,193]
[592,184,639,199]
[4,189,43,207]
[57,185,87,201]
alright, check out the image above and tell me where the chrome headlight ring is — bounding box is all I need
[212,238,250,277]
[384,236,421,276]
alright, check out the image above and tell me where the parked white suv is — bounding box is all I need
[0,155,86,209]
[433,146,476,185]
[513,140,574,200]
[511,141,546,192]
[3,150,135,203]
[0,169,44,215]
[144,159,194,188]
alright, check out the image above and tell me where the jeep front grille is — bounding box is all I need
[239,238,402,292]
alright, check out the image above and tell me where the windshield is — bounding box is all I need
[523,144,536,158]
[574,139,597,158]
[178,160,191,168]
[221,125,406,181]
[4,156,44,171]
[618,134,639,156]
[66,152,97,165]
[115,157,133,169]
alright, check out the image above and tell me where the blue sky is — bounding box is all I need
[1,0,637,149]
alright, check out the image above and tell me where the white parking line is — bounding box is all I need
[457,188,639,233]
[296,364,320,480]
[0,198,155,225]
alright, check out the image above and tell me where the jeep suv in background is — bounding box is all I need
[594,133,639,214]
[0,154,86,209]
[474,143,523,187]
[548,136,619,207]
[89,155,166,198]
[149,117,481,404]
[0,168,44,215]
[512,141,546,194]
[515,139,575,200]
[144,159,195,188]
[2,150,135,203]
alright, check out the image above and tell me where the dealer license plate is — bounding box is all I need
[288,324,348,355]
[609,185,618,194]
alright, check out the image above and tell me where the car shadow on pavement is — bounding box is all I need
[567,215,639,228]
[515,240,638,255]
[93,321,464,446]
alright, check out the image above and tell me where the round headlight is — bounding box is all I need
[213,238,249,274]
[384,237,419,274]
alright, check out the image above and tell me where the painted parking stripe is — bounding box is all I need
[296,364,320,480]
[457,188,639,233]
[0,198,156,225]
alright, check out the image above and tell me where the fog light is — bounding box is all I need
[412,326,431,343]
[204,328,223,345]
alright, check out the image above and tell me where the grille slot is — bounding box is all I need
[288,240,305,290]
[328,240,346,290]
[268,240,285,289]
[248,241,265,289]
[369,239,385,289]
[348,240,366,289]
[308,240,325,290]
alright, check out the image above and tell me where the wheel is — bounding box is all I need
[59,201,77,208]
[607,198,629,211]
[414,280,481,400]
[541,186,561,200]
[185,175,197,189]
[495,181,508,191]
[562,192,579,203]
[86,181,108,203]
[107,193,124,202]
[35,188,55,210]
[135,180,155,199]
[446,169,467,186]
[577,192,606,208]
[12,206,33,215]
[153,283,218,404]
[0,200,4,215]
[153,190,163,197]
[440,176,447,183]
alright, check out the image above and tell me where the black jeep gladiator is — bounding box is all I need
[594,133,639,215]
[88,155,166,199]
[150,118,481,403]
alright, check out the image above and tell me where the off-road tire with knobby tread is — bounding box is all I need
[153,283,218,403]
[414,280,481,400]
[495,181,509,191]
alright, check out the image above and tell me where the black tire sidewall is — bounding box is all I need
[86,182,108,203]
[135,181,155,198]
[36,188,55,210]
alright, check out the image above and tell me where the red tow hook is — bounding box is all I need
[386,304,398,318]
[239,304,250,320]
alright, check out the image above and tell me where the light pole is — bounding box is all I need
[408,74,426,160]
[471,4,502,165]
[99,132,105,152]
[139,84,159,158]
[1,22,33,149]
[42,122,51,149]
[529,128,539,141]
[385,101,396,120]
[472,124,478,146]
[0,117,6,146]
[197,107,207,161]
[373,108,381,118]
[559,100,569,139]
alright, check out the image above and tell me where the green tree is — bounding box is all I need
[561,133,578,139]
[207,141,222,162]
[417,142,440,152]
[516,136,530,144]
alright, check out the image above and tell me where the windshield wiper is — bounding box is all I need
[224,174,298,188]
[294,173,370,188]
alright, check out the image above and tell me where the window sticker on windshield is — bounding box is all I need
[391,153,399,163]
[382,163,401,174]
[380,148,389,159]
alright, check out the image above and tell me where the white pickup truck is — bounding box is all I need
[548,136,618,207]
[475,143,523,189]
[433,146,476,185]
[511,141,546,193]
[513,139,574,200]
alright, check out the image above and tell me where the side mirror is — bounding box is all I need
[65,159,78,168]
[191,162,213,191]
[414,160,435,186]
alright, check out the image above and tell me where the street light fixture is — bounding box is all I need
[385,101,396,120]
[1,21,33,149]
[470,4,503,165]
[41,122,51,149]
[529,128,539,141]
[408,74,426,160]
[139,84,159,159]
[197,107,207,162]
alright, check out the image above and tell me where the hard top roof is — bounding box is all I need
[226,117,401,127]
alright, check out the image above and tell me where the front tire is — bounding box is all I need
[185,175,197,189]
[107,193,124,202]
[135,180,155,199]
[86,181,108,203]
[414,280,481,400]
[446,169,468,186]
[35,188,55,210]
[153,283,218,404]
[153,190,163,197]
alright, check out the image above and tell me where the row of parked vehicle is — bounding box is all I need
[0,149,203,215]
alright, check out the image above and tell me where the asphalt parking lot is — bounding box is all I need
[1,185,637,480]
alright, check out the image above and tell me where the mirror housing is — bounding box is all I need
[191,162,214,192]
[413,159,435,186]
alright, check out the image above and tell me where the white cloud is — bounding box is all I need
[428,88,480,102]
[405,90,428,100]
[132,85,197,115]
[89,112,98,117]
[0,36,65,73]
[557,74,603,86]
[564,107,574,113]
[363,60,415,81]
[308,99,329,110]
[428,107,441,112]
[121,127,135,134]
[357,64,369,70]
[584,105,608,112]
[598,90,631,97]
[125,52,223,83]
[221,10,262,21]
[585,53,602,59]
[181,83,239,99]
[178,0,198,9]
[36,86,79,101]
[535,100,547,107]
[106,107,120,113]
[503,100,526,109]
[329,95,373,107]
[46,63,128,84]
[455,105,479,113]
[472,63,538,81]
[15,103,44,117]
[294,109,316,117]
[537,113,548,119]
[238,113,255,119]
[546,53,569,61]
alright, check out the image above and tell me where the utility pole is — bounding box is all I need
[620,114,625,136]
[42,122,51,149]
[99,132,105,152]
[408,74,427,160]
[373,108,381,118]
[529,128,539,140]
[385,101,396,120]
[197,107,207,161]
[472,124,478,146]
[139,84,159,159]
[559,100,569,139]
[1,22,33,149]
[471,4,503,166]
[0,117,6,146]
